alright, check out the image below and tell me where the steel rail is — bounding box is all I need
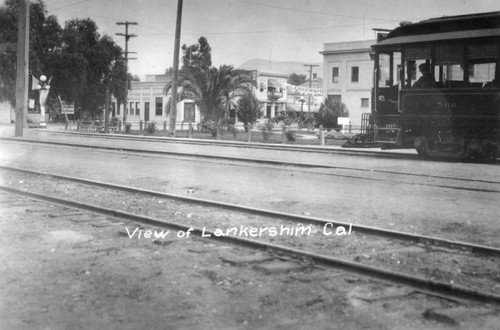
[2,137,500,189]
[2,184,500,305]
[2,165,500,257]
[38,129,411,158]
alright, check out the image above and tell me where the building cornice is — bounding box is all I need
[320,48,371,55]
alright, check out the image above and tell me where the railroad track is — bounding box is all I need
[28,129,413,158]
[0,131,420,162]
[2,137,500,194]
[2,166,500,304]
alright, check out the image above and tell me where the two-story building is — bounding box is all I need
[320,40,376,130]
[248,70,288,119]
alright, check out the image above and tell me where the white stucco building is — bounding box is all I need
[320,40,376,130]
[112,74,200,128]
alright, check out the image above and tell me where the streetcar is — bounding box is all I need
[371,11,500,161]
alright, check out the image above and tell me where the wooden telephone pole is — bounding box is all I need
[15,0,30,137]
[169,0,183,136]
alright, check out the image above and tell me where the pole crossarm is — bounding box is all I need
[303,64,319,112]
[115,21,138,122]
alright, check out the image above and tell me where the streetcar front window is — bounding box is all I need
[378,53,391,87]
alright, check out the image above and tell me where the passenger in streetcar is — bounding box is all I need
[412,63,436,89]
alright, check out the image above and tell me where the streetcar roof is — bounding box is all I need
[372,11,500,49]
[374,28,500,48]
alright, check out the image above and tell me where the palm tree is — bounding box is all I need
[166,65,255,138]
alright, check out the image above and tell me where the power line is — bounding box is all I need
[235,0,401,23]
[51,0,90,11]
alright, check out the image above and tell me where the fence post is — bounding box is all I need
[139,120,143,131]
[282,125,286,143]
[189,122,193,138]
[76,120,80,131]
[163,121,167,132]
[319,126,325,146]
[118,120,122,132]
[246,124,251,142]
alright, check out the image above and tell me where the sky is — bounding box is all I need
[9,0,500,78]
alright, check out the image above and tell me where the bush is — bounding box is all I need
[125,122,132,133]
[227,124,238,138]
[260,120,274,141]
[284,117,294,126]
[146,122,156,134]
[285,130,296,142]
[200,119,217,137]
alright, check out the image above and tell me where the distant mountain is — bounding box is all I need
[238,59,323,79]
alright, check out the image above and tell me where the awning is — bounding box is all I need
[373,28,500,48]
[268,79,280,89]
[286,103,302,112]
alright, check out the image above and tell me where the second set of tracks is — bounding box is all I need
[2,165,500,305]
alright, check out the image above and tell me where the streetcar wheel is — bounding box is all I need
[481,145,497,163]
[415,147,428,158]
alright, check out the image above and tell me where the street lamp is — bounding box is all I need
[36,74,50,127]
[299,96,306,116]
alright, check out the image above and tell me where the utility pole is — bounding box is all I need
[169,0,183,136]
[304,64,319,113]
[116,21,137,122]
[15,0,29,137]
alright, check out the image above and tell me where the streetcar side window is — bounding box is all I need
[434,44,465,87]
[469,62,496,86]
[403,47,432,89]
[467,42,499,87]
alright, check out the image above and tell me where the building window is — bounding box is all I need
[351,66,359,82]
[155,97,163,116]
[184,102,195,122]
[332,67,339,83]
[129,102,133,115]
[135,102,140,115]
[328,95,341,103]
[361,98,369,108]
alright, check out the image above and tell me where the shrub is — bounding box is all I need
[125,122,132,133]
[284,117,294,126]
[146,122,156,134]
[286,130,296,142]
[200,119,217,137]
[227,124,238,138]
[260,120,274,141]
